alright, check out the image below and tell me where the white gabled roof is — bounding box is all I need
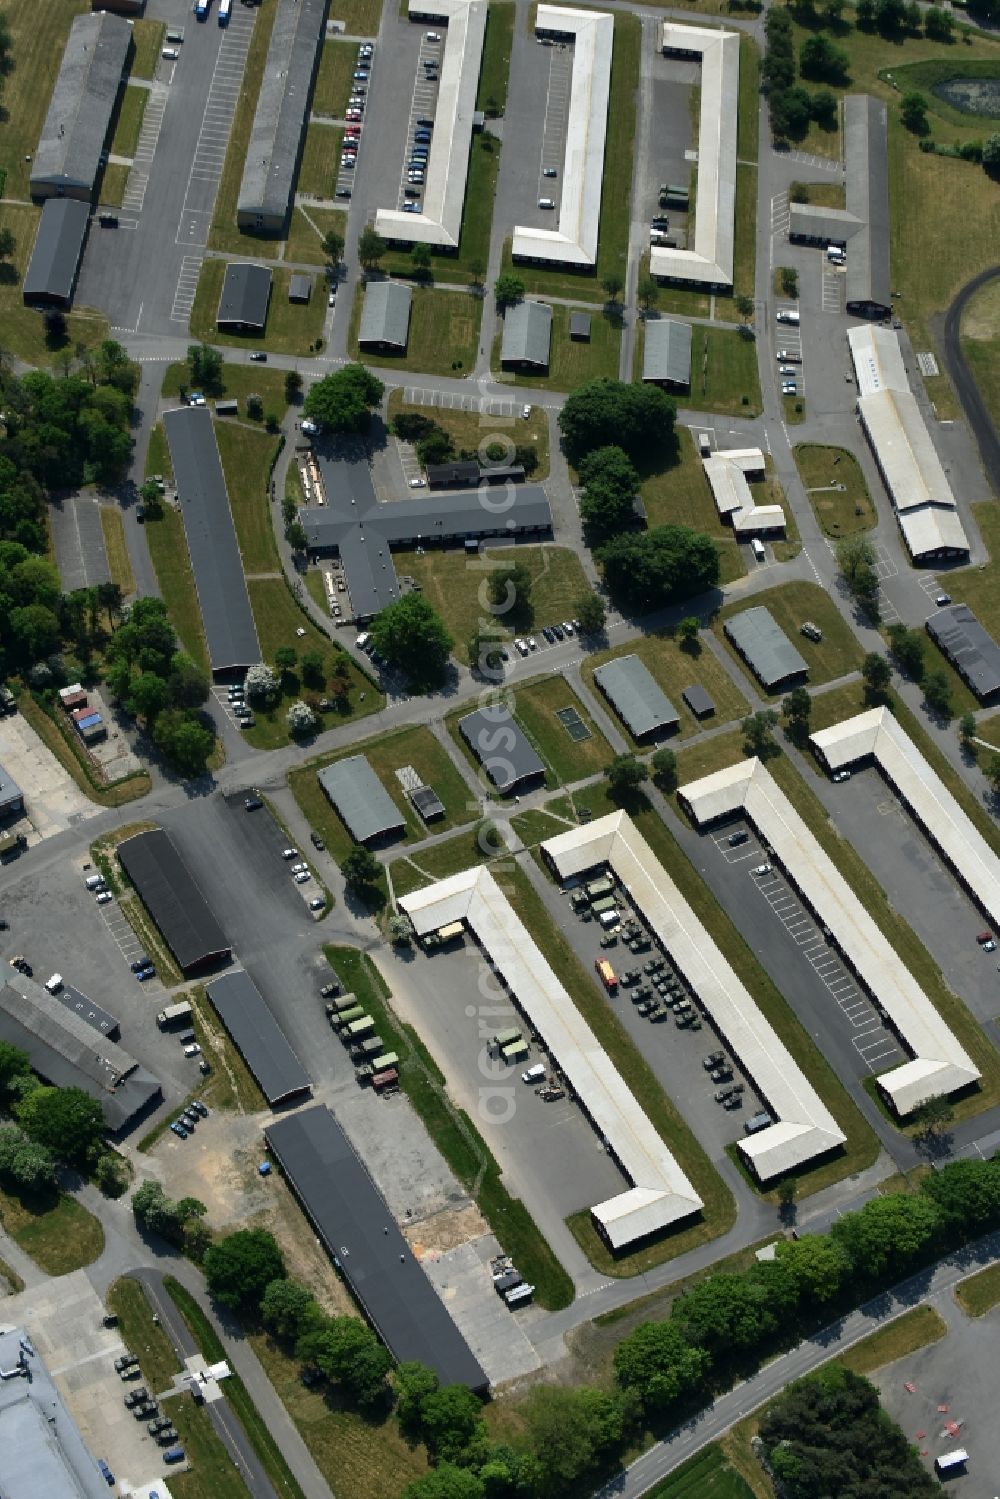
[542,812,846,1181]
[650,25,739,286]
[511,6,613,268]
[400,865,703,1246]
[702,448,783,536]
[375,0,487,248]
[680,756,980,1116]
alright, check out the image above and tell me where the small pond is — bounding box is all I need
[931,76,1000,117]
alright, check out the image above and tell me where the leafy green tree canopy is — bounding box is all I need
[303,364,385,433]
[203,1228,286,1311]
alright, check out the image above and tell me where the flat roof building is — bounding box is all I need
[642,318,692,387]
[375,0,487,248]
[0,973,161,1132]
[288,273,312,302]
[237,0,328,231]
[925,604,1000,702]
[358,281,412,352]
[593,655,680,740]
[511,6,613,268]
[543,813,847,1182]
[22,199,91,306]
[652,25,739,287]
[458,706,545,793]
[848,325,969,564]
[317,756,406,845]
[500,300,552,370]
[570,311,591,340]
[117,827,232,974]
[680,753,980,1117]
[682,683,715,718]
[0,1324,112,1499]
[266,1106,488,1390]
[31,12,131,201]
[217,263,272,331]
[0,762,24,817]
[206,971,311,1106]
[724,606,807,690]
[401,865,704,1246]
[788,201,862,248]
[844,94,891,319]
[55,982,119,1042]
[163,406,262,677]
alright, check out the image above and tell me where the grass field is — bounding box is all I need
[645,1444,756,1499]
[962,275,1000,435]
[312,41,358,117]
[838,1304,947,1373]
[512,677,614,785]
[215,422,280,574]
[379,134,501,286]
[393,543,590,657]
[285,205,347,266]
[111,85,149,158]
[162,359,291,416]
[715,582,864,694]
[639,427,746,586]
[298,121,344,199]
[790,179,845,209]
[386,389,550,478]
[208,0,279,256]
[349,284,481,374]
[98,162,131,208]
[388,825,497,897]
[477,1,515,113]
[737,34,760,163]
[0,0,88,201]
[0,1185,104,1275]
[191,260,326,357]
[794,443,876,537]
[955,1261,1000,1318]
[494,303,622,389]
[130,18,166,80]
[583,632,750,747]
[0,203,109,365]
[143,507,210,673]
[688,324,762,415]
[333,0,383,32]
[100,505,136,596]
[145,423,173,484]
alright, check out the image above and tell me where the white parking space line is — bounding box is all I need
[821,265,842,314]
[782,148,842,172]
[539,43,572,182]
[176,12,254,245]
[171,254,204,324]
[770,190,789,239]
[393,40,441,208]
[122,85,168,215]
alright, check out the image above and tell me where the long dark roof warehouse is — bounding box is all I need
[206,971,311,1106]
[265,1105,488,1392]
[117,828,231,975]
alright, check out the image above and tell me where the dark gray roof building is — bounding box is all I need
[570,311,591,340]
[31,11,131,200]
[925,603,1000,703]
[844,95,891,319]
[206,971,311,1106]
[724,606,807,690]
[788,201,863,247]
[237,0,328,231]
[0,974,160,1133]
[501,301,552,369]
[411,785,445,821]
[317,756,406,845]
[0,1324,114,1499]
[642,317,693,388]
[682,683,715,719]
[55,982,120,1042]
[163,406,261,677]
[22,199,91,306]
[426,460,480,489]
[289,272,312,302]
[593,655,680,739]
[217,263,272,331]
[117,828,232,974]
[358,281,412,352]
[459,706,545,793]
[0,761,24,816]
[265,1106,489,1392]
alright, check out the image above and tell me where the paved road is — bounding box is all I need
[942,266,1000,500]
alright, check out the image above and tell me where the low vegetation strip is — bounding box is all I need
[837,1304,947,1374]
[477,2,515,114]
[0,1184,104,1276]
[955,1260,1000,1317]
[644,1443,756,1499]
[324,946,575,1309]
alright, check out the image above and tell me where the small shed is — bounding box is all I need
[569,312,591,342]
[682,684,715,720]
[288,273,312,303]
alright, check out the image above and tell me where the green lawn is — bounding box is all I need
[512,677,614,786]
[214,421,281,574]
[495,303,622,390]
[312,41,358,117]
[388,829,493,898]
[130,18,166,80]
[142,507,210,673]
[208,0,280,256]
[0,0,88,201]
[349,284,481,374]
[0,202,109,365]
[162,360,291,417]
[715,582,865,695]
[795,443,876,537]
[111,85,148,158]
[736,33,760,163]
[145,423,173,484]
[687,324,762,415]
[98,162,130,208]
[100,505,136,596]
[378,133,501,286]
[0,1185,104,1275]
[790,179,845,209]
[645,1444,756,1499]
[838,1304,947,1373]
[955,1261,1000,1318]
[386,389,550,478]
[297,121,344,199]
[639,427,745,586]
[244,578,383,749]
[285,205,347,266]
[584,632,750,747]
[191,260,326,356]
[393,543,590,658]
[332,0,383,32]
[477,2,515,114]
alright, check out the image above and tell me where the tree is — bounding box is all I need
[402,1467,485,1499]
[322,229,345,266]
[415,426,455,466]
[984,134,1000,176]
[924,4,954,38]
[493,273,524,310]
[575,591,606,636]
[486,560,532,620]
[395,1361,440,1439]
[286,520,307,552]
[606,754,649,795]
[341,846,381,893]
[286,699,317,736]
[861,651,891,702]
[411,242,433,276]
[651,746,678,791]
[16,1085,105,1167]
[900,90,929,134]
[387,912,413,945]
[523,1387,626,1496]
[0,227,16,263]
[369,594,453,687]
[204,1228,285,1311]
[770,86,814,142]
[153,710,215,777]
[836,535,880,613]
[886,623,925,680]
[987,754,1000,793]
[274,645,298,676]
[467,256,485,287]
[246,662,280,702]
[959,711,977,748]
[911,1094,954,1140]
[303,364,384,433]
[830,1192,941,1282]
[284,369,303,403]
[357,226,387,270]
[298,1315,392,1407]
[601,272,624,304]
[799,32,850,83]
[0,1043,31,1102]
[613,1319,711,1411]
[922,1157,1000,1235]
[301,649,325,687]
[637,274,659,312]
[782,685,812,744]
[468,627,504,675]
[677,615,700,649]
[126,671,169,723]
[559,378,676,466]
[246,394,264,422]
[261,1278,316,1339]
[187,343,223,394]
[735,293,755,326]
[597,526,720,614]
[44,309,68,344]
[922,667,953,719]
[742,708,779,759]
[579,444,639,542]
[810,88,838,130]
[419,1384,487,1464]
[774,1232,851,1304]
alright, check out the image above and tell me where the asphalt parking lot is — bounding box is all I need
[49,494,111,593]
[497,25,571,233]
[643,62,695,247]
[815,764,1000,1028]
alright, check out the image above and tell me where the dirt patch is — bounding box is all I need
[405,1203,487,1259]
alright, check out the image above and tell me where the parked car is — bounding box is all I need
[832,770,851,783]
[309,896,325,911]
[136,967,155,982]
[244,796,262,810]
[781,381,798,395]
[170,1121,188,1138]
[96,891,113,905]
[294,870,312,884]
[728,830,749,846]
[776,349,801,363]
[290,861,308,874]
[310,832,325,849]
[249,352,266,362]
[752,864,772,877]
[183,1043,201,1057]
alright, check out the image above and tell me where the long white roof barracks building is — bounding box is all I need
[400,864,704,1247]
[679,757,980,1116]
[542,812,846,1182]
[652,25,739,287]
[375,0,487,248]
[847,325,970,564]
[702,448,786,537]
[510,6,613,267]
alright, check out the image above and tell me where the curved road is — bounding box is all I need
[942,265,1000,498]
